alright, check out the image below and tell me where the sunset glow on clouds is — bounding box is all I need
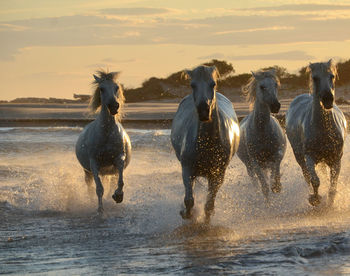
[1,0,350,100]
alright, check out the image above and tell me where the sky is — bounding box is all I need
[1,0,350,100]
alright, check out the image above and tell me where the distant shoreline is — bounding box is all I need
[0,118,173,129]
[1,100,350,129]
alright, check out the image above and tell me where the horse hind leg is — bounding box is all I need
[112,158,125,204]
[84,170,94,199]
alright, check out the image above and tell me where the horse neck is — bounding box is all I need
[96,104,116,131]
[252,99,271,129]
[311,93,333,127]
[198,100,220,139]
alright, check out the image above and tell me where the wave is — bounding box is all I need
[283,234,350,259]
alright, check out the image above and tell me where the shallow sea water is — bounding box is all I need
[1,126,350,275]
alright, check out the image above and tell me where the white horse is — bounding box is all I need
[286,60,347,206]
[171,65,240,223]
[237,70,286,202]
[75,70,131,213]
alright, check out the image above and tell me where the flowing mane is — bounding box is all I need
[307,59,338,94]
[89,70,125,120]
[242,70,280,106]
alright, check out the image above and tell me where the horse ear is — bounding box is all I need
[307,62,313,73]
[327,59,336,70]
[269,68,277,75]
[251,71,257,78]
[110,71,121,80]
[182,70,192,80]
[211,66,220,80]
[93,74,101,83]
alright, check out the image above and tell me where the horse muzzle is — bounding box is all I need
[197,102,212,122]
[321,94,334,110]
[108,102,120,115]
[270,101,281,114]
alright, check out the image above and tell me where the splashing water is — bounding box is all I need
[1,126,350,275]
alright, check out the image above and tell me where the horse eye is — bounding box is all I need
[209,81,216,88]
[312,76,319,82]
[330,74,335,80]
[191,83,197,89]
[100,87,105,93]
[260,85,266,91]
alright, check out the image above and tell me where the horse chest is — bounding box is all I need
[93,136,121,164]
[246,131,278,163]
[305,127,344,162]
[194,135,230,173]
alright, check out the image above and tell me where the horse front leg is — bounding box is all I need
[305,155,321,206]
[204,173,224,224]
[271,161,282,194]
[245,162,259,190]
[251,162,269,203]
[180,166,195,220]
[328,160,341,206]
[90,159,104,213]
[112,156,125,204]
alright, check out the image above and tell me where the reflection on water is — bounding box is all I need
[1,127,350,274]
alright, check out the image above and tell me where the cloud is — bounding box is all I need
[248,4,350,12]
[1,8,350,61]
[197,53,226,60]
[99,7,171,16]
[228,50,315,61]
[198,50,315,61]
[214,26,294,36]
[87,58,136,69]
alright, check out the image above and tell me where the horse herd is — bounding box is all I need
[75,59,347,223]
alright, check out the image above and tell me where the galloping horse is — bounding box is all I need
[171,65,240,222]
[286,60,347,206]
[237,70,286,202]
[76,70,131,213]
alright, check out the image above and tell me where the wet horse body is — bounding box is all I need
[171,65,240,222]
[286,60,347,206]
[76,71,131,213]
[237,70,286,200]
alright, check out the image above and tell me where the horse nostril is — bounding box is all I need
[270,101,281,113]
[322,93,334,109]
[108,102,120,115]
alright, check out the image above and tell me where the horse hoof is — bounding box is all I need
[184,198,194,209]
[309,194,322,206]
[271,184,281,194]
[112,192,124,203]
[180,209,192,220]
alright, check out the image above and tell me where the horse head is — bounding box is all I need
[183,65,219,122]
[90,71,124,116]
[245,70,281,113]
[308,59,337,110]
